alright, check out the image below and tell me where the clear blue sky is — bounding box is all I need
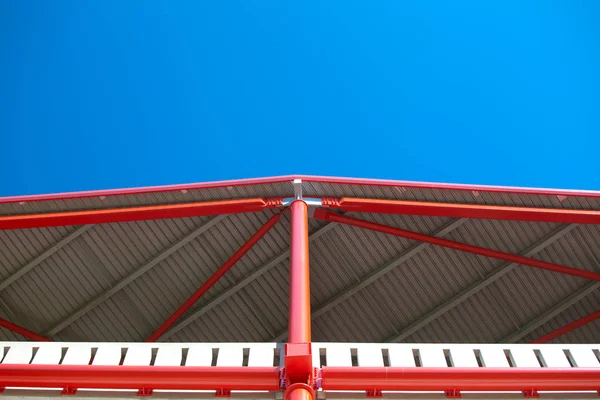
[1,1,599,196]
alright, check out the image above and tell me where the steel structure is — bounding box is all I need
[0,175,599,398]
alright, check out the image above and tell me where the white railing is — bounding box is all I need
[2,341,598,368]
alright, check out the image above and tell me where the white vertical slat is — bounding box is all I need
[325,345,352,367]
[569,347,600,367]
[31,345,62,365]
[419,346,447,367]
[312,344,324,368]
[509,347,539,367]
[154,347,182,366]
[2,344,33,364]
[93,345,122,366]
[186,345,212,366]
[387,345,416,367]
[479,347,510,367]
[539,347,570,367]
[448,346,479,367]
[217,345,244,367]
[356,345,384,367]
[62,345,92,365]
[123,346,152,366]
[248,344,276,367]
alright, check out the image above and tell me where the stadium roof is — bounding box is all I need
[0,175,598,344]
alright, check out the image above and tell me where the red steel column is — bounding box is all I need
[287,200,312,400]
[288,200,311,343]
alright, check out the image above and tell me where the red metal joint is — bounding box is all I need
[61,387,77,396]
[366,389,383,398]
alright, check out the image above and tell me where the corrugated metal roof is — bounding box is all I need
[0,176,598,344]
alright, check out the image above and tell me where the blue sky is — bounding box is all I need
[1,1,599,196]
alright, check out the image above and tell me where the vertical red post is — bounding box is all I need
[288,200,311,343]
[287,200,312,400]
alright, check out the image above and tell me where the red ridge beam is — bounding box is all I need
[532,309,600,344]
[0,198,282,230]
[0,317,51,342]
[337,198,600,224]
[146,212,282,342]
[313,209,600,282]
[0,364,280,391]
[321,366,600,392]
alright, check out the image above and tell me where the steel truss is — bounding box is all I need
[1,179,599,397]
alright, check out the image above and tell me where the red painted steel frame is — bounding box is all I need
[0,317,51,341]
[0,364,280,391]
[532,310,600,344]
[320,367,600,391]
[337,198,600,224]
[287,200,313,400]
[146,212,282,342]
[0,198,282,230]
[313,209,600,282]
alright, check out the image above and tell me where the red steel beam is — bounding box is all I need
[0,317,51,341]
[313,209,600,282]
[146,212,282,342]
[0,364,280,391]
[286,200,312,400]
[532,309,600,344]
[0,198,282,230]
[320,366,600,392]
[337,197,600,224]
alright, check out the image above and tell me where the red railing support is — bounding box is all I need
[0,317,51,342]
[0,198,283,230]
[313,209,600,282]
[0,365,280,391]
[532,310,600,344]
[286,200,313,400]
[336,197,600,224]
[146,212,282,342]
[320,366,600,392]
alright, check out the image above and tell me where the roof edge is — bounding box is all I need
[2,174,600,205]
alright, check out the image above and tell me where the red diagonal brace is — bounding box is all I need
[0,317,51,341]
[0,198,283,230]
[532,309,600,344]
[336,197,600,224]
[146,212,282,342]
[313,209,600,282]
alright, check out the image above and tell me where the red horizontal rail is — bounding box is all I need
[0,198,282,230]
[146,212,282,342]
[0,365,281,391]
[532,309,600,344]
[313,209,600,282]
[0,317,51,341]
[337,198,600,224]
[320,367,600,391]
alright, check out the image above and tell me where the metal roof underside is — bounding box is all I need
[0,178,598,343]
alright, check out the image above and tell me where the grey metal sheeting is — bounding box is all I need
[0,179,598,343]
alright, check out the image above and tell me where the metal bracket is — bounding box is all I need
[215,389,231,397]
[522,389,539,398]
[294,179,303,200]
[61,386,77,395]
[445,389,462,398]
[366,389,382,397]
[137,388,153,397]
